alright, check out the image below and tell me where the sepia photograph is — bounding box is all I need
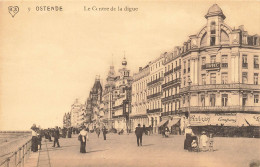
[0,1,260,167]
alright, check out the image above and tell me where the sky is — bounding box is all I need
[0,1,259,130]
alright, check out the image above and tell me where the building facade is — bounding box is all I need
[63,112,71,128]
[177,4,260,135]
[112,57,132,132]
[147,54,165,133]
[130,65,150,132]
[70,99,86,128]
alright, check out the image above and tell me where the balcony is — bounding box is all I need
[181,106,260,113]
[242,63,248,69]
[161,94,180,103]
[162,78,181,89]
[161,111,179,117]
[254,64,259,69]
[147,77,164,86]
[201,62,220,70]
[147,108,162,114]
[180,83,260,93]
[147,92,162,100]
[164,69,173,77]
[221,63,228,68]
[174,65,181,72]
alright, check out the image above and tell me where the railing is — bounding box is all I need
[221,63,228,68]
[181,106,260,112]
[174,65,181,72]
[164,69,173,77]
[201,62,221,70]
[180,83,260,93]
[0,139,32,167]
[161,94,180,103]
[147,77,164,86]
[147,92,162,100]
[162,78,181,89]
[147,108,162,114]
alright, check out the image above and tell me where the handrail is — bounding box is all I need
[0,138,32,167]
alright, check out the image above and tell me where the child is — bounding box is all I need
[208,133,214,152]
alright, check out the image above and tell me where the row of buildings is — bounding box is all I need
[64,4,260,135]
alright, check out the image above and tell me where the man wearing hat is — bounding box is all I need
[135,124,143,146]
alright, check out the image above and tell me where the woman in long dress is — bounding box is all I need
[79,126,89,153]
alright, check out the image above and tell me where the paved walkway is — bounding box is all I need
[24,133,260,167]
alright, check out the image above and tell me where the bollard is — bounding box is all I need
[14,152,17,166]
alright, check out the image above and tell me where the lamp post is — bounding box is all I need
[187,77,192,124]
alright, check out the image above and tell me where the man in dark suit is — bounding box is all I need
[135,124,143,146]
[52,126,60,147]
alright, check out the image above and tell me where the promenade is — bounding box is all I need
[21,133,260,167]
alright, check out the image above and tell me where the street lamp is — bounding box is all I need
[187,77,192,124]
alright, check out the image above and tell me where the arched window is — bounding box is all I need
[210,21,216,34]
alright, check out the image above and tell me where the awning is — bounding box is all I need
[168,118,180,127]
[244,114,260,126]
[157,120,168,127]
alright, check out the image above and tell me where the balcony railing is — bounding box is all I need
[162,78,181,89]
[174,65,181,72]
[147,108,162,114]
[161,94,180,103]
[164,69,173,77]
[201,62,221,70]
[180,83,260,93]
[181,106,260,112]
[147,77,164,86]
[254,64,259,69]
[242,63,248,68]
[221,63,228,68]
[147,92,162,100]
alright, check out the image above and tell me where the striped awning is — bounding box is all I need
[157,120,168,127]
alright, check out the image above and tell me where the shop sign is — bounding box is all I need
[210,113,237,126]
[190,114,210,126]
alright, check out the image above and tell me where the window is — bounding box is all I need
[210,37,216,46]
[202,57,206,65]
[210,56,216,63]
[221,55,228,68]
[254,56,259,69]
[242,72,248,84]
[221,73,228,84]
[188,60,190,73]
[202,74,206,85]
[254,95,259,103]
[201,95,205,107]
[222,94,228,107]
[242,55,248,68]
[210,94,216,107]
[210,22,216,46]
[183,77,186,86]
[210,21,216,34]
[242,94,247,106]
[184,61,186,73]
[183,97,185,104]
[254,73,258,85]
[210,73,216,84]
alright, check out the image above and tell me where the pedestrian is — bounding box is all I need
[68,127,72,138]
[135,124,143,146]
[37,128,43,150]
[52,126,60,147]
[31,124,38,152]
[102,126,107,140]
[208,133,214,152]
[200,131,208,151]
[96,128,100,138]
[79,126,89,153]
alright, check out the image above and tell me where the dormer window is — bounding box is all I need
[210,21,216,34]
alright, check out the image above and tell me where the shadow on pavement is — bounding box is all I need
[142,144,154,147]
[87,149,108,153]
